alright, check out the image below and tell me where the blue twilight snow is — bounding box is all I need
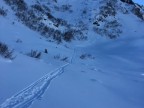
[0,0,144,108]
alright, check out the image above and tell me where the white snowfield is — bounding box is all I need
[0,63,69,108]
[0,0,144,108]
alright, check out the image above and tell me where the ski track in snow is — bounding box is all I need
[0,47,76,108]
[0,63,69,108]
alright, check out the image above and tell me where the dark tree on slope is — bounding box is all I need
[120,0,134,4]
[4,0,28,11]
[28,50,41,59]
[0,42,14,59]
[63,30,74,42]
[0,7,7,16]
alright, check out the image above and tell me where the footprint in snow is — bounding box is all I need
[90,79,103,83]
[81,70,87,73]
[90,78,97,82]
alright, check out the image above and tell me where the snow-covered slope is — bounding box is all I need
[0,0,144,108]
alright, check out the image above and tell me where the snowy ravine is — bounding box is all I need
[0,63,69,108]
[1,0,144,108]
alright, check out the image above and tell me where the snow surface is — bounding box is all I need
[0,0,144,108]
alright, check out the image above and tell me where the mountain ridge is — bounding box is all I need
[1,0,144,43]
